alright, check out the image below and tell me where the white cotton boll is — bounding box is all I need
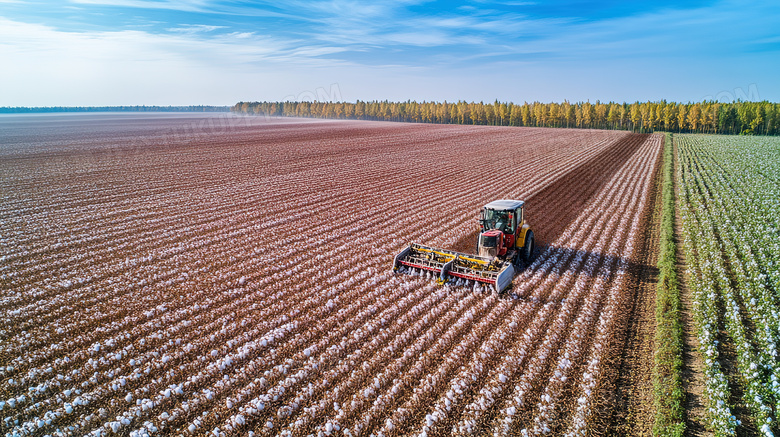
[239,276,246,286]
[234,415,245,426]
[210,350,218,358]
[188,424,196,433]
[126,393,133,402]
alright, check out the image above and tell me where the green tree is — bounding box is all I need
[548,103,560,128]
[582,102,593,128]
[500,102,510,126]
[521,103,532,127]
[663,102,676,132]
[563,101,575,128]
[676,104,687,132]
[629,103,640,131]
[687,103,701,132]
[595,102,607,129]
[510,104,521,126]
[607,103,618,129]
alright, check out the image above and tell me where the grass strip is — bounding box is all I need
[652,132,685,436]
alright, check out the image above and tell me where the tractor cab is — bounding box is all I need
[477,200,527,260]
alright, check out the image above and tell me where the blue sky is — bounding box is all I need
[0,0,778,106]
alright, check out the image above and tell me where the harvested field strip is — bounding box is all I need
[452,132,646,252]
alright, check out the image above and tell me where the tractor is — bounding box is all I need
[393,199,535,293]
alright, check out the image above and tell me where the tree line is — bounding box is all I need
[232,100,780,135]
[0,105,230,114]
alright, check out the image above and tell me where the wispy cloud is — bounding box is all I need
[0,16,354,105]
[40,0,776,65]
[69,0,212,13]
[2,0,778,105]
[166,24,225,33]
[68,0,304,19]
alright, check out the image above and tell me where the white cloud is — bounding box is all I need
[166,24,225,33]
[0,17,350,106]
[1,0,778,105]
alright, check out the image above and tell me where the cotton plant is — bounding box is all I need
[678,134,780,436]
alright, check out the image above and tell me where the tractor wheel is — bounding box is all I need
[523,231,535,261]
[512,251,522,269]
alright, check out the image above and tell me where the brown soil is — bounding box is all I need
[603,136,663,436]
[451,132,650,253]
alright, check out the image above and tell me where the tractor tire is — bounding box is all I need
[513,251,522,269]
[523,231,535,261]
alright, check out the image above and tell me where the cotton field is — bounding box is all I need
[678,134,780,437]
[0,114,661,436]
